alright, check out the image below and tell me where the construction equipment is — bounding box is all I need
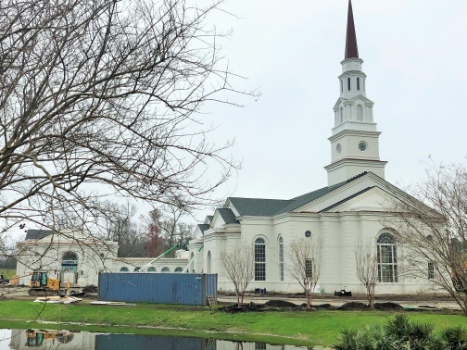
[0,274,9,284]
[28,271,84,296]
[139,245,184,272]
[25,329,74,347]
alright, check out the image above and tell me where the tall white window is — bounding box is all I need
[428,262,435,280]
[305,258,313,278]
[255,238,266,281]
[377,233,398,283]
[279,237,284,281]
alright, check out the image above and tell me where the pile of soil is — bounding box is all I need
[338,302,370,311]
[264,299,297,308]
[375,302,403,311]
[219,302,266,313]
[219,300,404,313]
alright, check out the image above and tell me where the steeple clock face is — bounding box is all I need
[358,141,367,151]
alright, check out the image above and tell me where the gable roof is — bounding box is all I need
[227,197,294,217]
[319,186,375,212]
[217,208,240,224]
[226,172,371,218]
[25,229,53,240]
[197,224,210,235]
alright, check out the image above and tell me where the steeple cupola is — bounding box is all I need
[325,0,387,186]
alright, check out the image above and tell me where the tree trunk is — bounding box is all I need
[367,286,375,309]
[306,288,312,310]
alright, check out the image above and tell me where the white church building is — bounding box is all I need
[16,1,434,295]
[186,0,434,295]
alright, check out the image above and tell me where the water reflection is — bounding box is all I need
[1,328,316,350]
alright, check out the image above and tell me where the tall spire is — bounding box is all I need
[345,0,359,59]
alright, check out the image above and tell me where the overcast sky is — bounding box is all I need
[190,0,467,220]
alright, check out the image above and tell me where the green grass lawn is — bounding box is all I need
[0,300,465,347]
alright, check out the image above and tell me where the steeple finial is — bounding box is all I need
[345,0,359,59]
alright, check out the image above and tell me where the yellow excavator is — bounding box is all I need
[29,271,84,296]
[25,329,74,347]
[29,271,61,296]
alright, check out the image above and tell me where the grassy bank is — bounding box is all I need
[0,300,466,347]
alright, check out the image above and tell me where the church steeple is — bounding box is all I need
[324,0,387,186]
[345,0,359,59]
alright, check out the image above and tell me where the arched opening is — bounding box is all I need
[347,77,351,91]
[377,233,398,283]
[174,267,183,272]
[134,267,140,272]
[148,267,156,272]
[61,251,78,283]
[161,267,170,272]
[255,238,266,281]
[120,267,129,272]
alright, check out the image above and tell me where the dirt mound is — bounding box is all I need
[315,303,333,309]
[375,302,403,311]
[264,299,297,308]
[338,302,369,311]
[218,302,266,313]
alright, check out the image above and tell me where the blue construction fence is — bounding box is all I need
[98,273,217,306]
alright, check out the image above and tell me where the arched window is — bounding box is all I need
[175,267,183,272]
[161,267,170,272]
[347,77,351,91]
[357,77,360,90]
[134,267,140,272]
[377,233,398,283]
[279,237,284,282]
[62,251,78,271]
[255,238,266,281]
[357,105,363,121]
[148,267,156,272]
[120,267,129,272]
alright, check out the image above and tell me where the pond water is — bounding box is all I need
[0,329,326,350]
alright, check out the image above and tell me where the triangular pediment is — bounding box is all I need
[290,172,420,214]
[321,186,398,213]
[333,95,374,111]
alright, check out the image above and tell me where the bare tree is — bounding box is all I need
[221,245,255,308]
[354,238,379,309]
[387,163,467,316]
[285,238,321,310]
[0,0,246,244]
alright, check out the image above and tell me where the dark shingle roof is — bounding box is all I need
[197,224,211,235]
[25,229,53,240]
[227,172,371,217]
[217,208,240,224]
[227,198,294,217]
